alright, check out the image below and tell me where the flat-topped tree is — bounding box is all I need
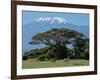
[29,28,86,59]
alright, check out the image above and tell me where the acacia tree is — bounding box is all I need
[29,28,86,59]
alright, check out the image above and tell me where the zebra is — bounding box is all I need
[50,58,56,63]
[63,58,70,63]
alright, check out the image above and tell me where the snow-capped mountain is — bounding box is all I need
[35,17,68,24]
[23,17,89,38]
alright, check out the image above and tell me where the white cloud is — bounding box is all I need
[35,17,68,24]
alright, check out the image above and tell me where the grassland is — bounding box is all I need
[22,58,89,69]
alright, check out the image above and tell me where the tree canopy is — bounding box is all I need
[30,28,84,46]
[24,28,89,60]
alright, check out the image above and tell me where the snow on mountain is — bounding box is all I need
[35,17,68,24]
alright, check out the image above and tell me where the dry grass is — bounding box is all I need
[22,58,89,69]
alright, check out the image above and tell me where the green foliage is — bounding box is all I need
[23,28,89,61]
[37,55,46,61]
[70,51,89,60]
[22,55,28,60]
[30,28,84,46]
[73,37,89,59]
[81,51,89,60]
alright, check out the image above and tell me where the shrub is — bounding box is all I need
[70,50,89,60]
[83,51,89,60]
[38,55,46,61]
[22,55,28,60]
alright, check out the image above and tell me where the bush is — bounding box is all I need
[38,55,46,61]
[22,55,28,60]
[70,51,89,60]
[83,51,89,60]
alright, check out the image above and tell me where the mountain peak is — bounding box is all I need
[35,17,68,24]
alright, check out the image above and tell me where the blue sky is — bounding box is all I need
[23,11,89,26]
[22,11,89,51]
